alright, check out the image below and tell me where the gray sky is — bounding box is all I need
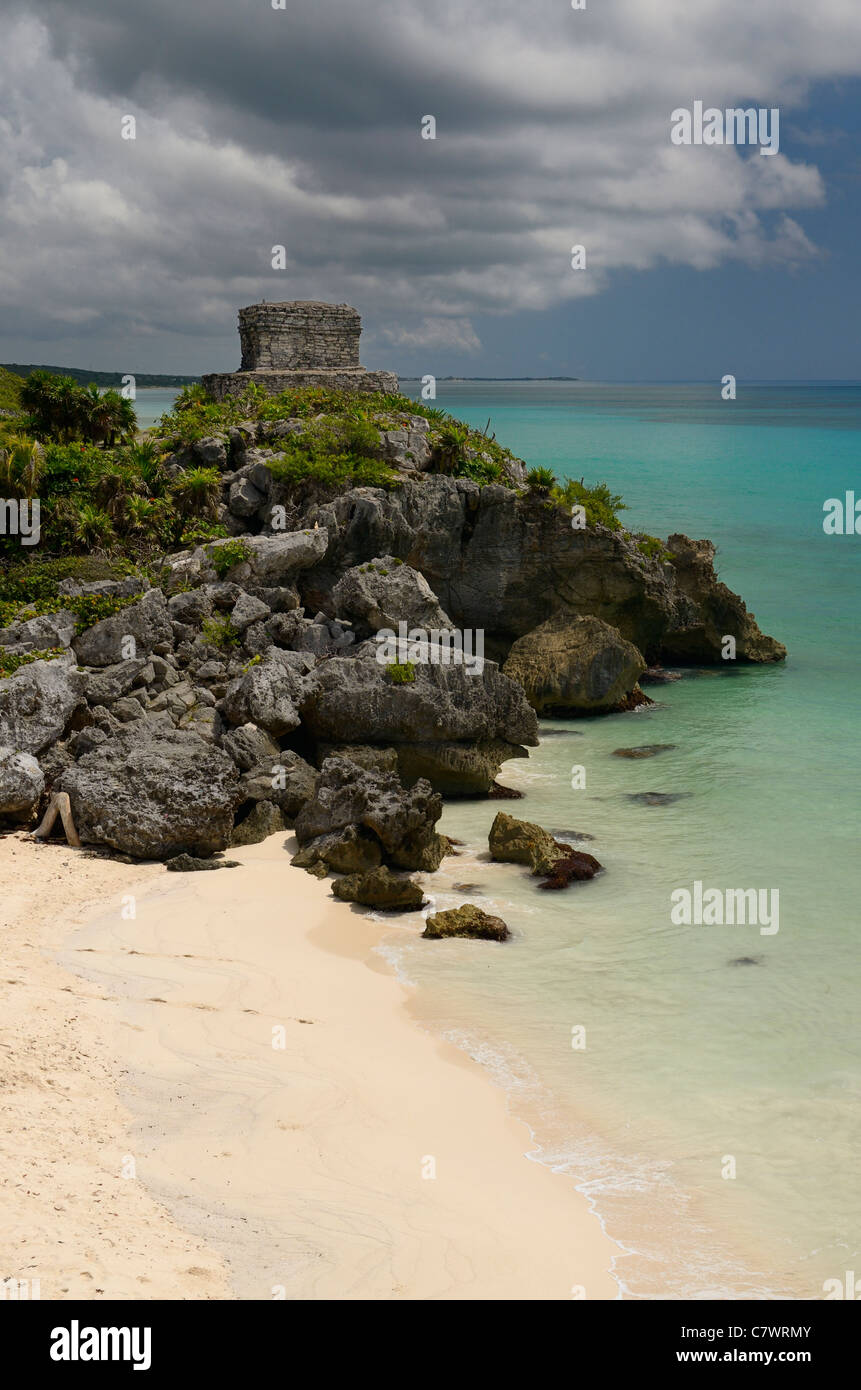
[1,0,859,378]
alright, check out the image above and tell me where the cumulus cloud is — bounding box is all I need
[0,0,858,368]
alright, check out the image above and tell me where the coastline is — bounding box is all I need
[1,831,621,1300]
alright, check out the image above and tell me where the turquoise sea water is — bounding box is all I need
[382,381,860,1300]
[149,378,859,1296]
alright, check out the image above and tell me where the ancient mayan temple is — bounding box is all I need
[202,301,398,399]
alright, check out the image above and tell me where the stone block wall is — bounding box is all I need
[238,302,361,371]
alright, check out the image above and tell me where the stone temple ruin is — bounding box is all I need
[202,301,398,400]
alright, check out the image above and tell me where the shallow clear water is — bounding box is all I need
[134,388,180,429]
[379,381,861,1299]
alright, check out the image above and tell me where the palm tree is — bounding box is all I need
[169,466,222,544]
[98,389,137,446]
[121,441,170,498]
[526,466,557,496]
[0,433,43,498]
[70,502,116,549]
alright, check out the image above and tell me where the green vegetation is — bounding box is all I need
[0,646,66,679]
[0,589,140,636]
[636,535,673,562]
[268,417,400,494]
[386,661,416,684]
[0,367,23,412]
[0,375,228,563]
[209,536,251,578]
[526,466,557,495]
[553,477,626,531]
[201,614,241,650]
[19,372,136,446]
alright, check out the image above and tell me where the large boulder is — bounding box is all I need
[220,649,311,735]
[72,589,173,667]
[0,746,45,821]
[378,417,433,473]
[58,728,239,859]
[489,810,567,874]
[0,609,76,652]
[218,530,328,585]
[236,749,317,820]
[299,644,537,794]
[220,722,281,771]
[292,824,383,875]
[331,556,452,636]
[502,613,646,713]
[0,655,83,754]
[332,866,425,911]
[229,801,286,847]
[295,755,447,872]
[161,529,327,593]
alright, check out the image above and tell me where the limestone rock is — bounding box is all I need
[220,722,281,772]
[72,589,173,668]
[220,649,309,735]
[0,655,83,755]
[661,534,787,663]
[330,556,451,636]
[58,728,239,860]
[422,905,510,942]
[292,824,382,875]
[299,645,537,766]
[0,746,45,820]
[0,609,76,652]
[489,810,567,875]
[230,801,286,847]
[237,750,317,818]
[297,477,784,666]
[295,755,446,872]
[395,739,528,797]
[332,866,425,911]
[503,613,645,713]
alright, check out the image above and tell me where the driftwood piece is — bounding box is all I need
[31,792,81,848]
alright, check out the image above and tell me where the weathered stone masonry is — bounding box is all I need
[203,301,398,399]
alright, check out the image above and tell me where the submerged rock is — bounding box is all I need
[332,866,425,911]
[626,791,690,807]
[538,850,602,889]
[503,613,645,714]
[612,744,676,759]
[422,905,510,941]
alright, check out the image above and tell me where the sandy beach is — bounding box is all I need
[0,830,621,1301]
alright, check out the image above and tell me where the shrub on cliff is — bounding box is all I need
[268,417,400,493]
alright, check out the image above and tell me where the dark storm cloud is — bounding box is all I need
[0,0,856,367]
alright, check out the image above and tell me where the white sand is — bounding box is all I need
[1,830,621,1300]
